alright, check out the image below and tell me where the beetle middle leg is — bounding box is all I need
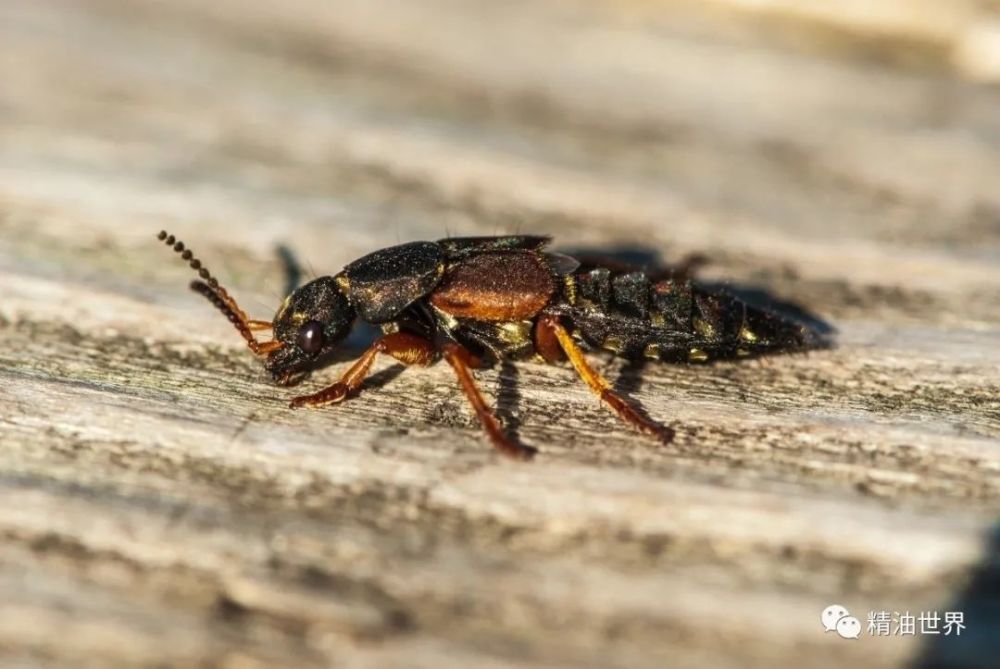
[442,342,535,460]
[289,332,434,408]
[537,314,674,444]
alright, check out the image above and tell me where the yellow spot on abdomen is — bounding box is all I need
[602,336,624,353]
[693,317,715,339]
[688,347,709,362]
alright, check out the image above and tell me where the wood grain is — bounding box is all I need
[1,1,998,667]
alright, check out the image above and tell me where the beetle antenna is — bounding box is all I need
[187,280,255,349]
[158,231,280,355]
[158,230,248,322]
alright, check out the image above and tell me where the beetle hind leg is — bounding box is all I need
[538,315,674,444]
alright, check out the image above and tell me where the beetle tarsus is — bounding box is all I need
[290,382,350,408]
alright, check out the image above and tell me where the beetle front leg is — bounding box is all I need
[289,332,434,408]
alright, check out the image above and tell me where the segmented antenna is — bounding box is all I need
[158,230,251,321]
[158,231,280,355]
[186,279,259,350]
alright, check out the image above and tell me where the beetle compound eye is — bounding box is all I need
[297,320,325,355]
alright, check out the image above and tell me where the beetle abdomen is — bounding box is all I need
[563,267,816,362]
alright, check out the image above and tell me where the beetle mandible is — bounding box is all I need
[158,231,822,458]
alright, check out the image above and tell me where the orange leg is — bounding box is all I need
[533,318,565,364]
[442,343,534,460]
[538,315,674,443]
[289,332,434,408]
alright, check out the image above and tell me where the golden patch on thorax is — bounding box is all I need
[429,252,555,321]
[497,321,533,346]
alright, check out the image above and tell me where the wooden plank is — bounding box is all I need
[1,1,998,667]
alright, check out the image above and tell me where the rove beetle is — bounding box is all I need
[158,231,823,459]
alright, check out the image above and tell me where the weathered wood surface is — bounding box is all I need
[1,1,999,667]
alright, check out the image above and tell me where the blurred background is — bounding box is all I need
[1,1,999,668]
[4,0,1000,278]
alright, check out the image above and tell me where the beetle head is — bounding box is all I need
[158,232,355,385]
[265,276,356,384]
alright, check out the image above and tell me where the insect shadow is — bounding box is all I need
[276,243,304,298]
[912,523,1000,669]
[494,359,524,445]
